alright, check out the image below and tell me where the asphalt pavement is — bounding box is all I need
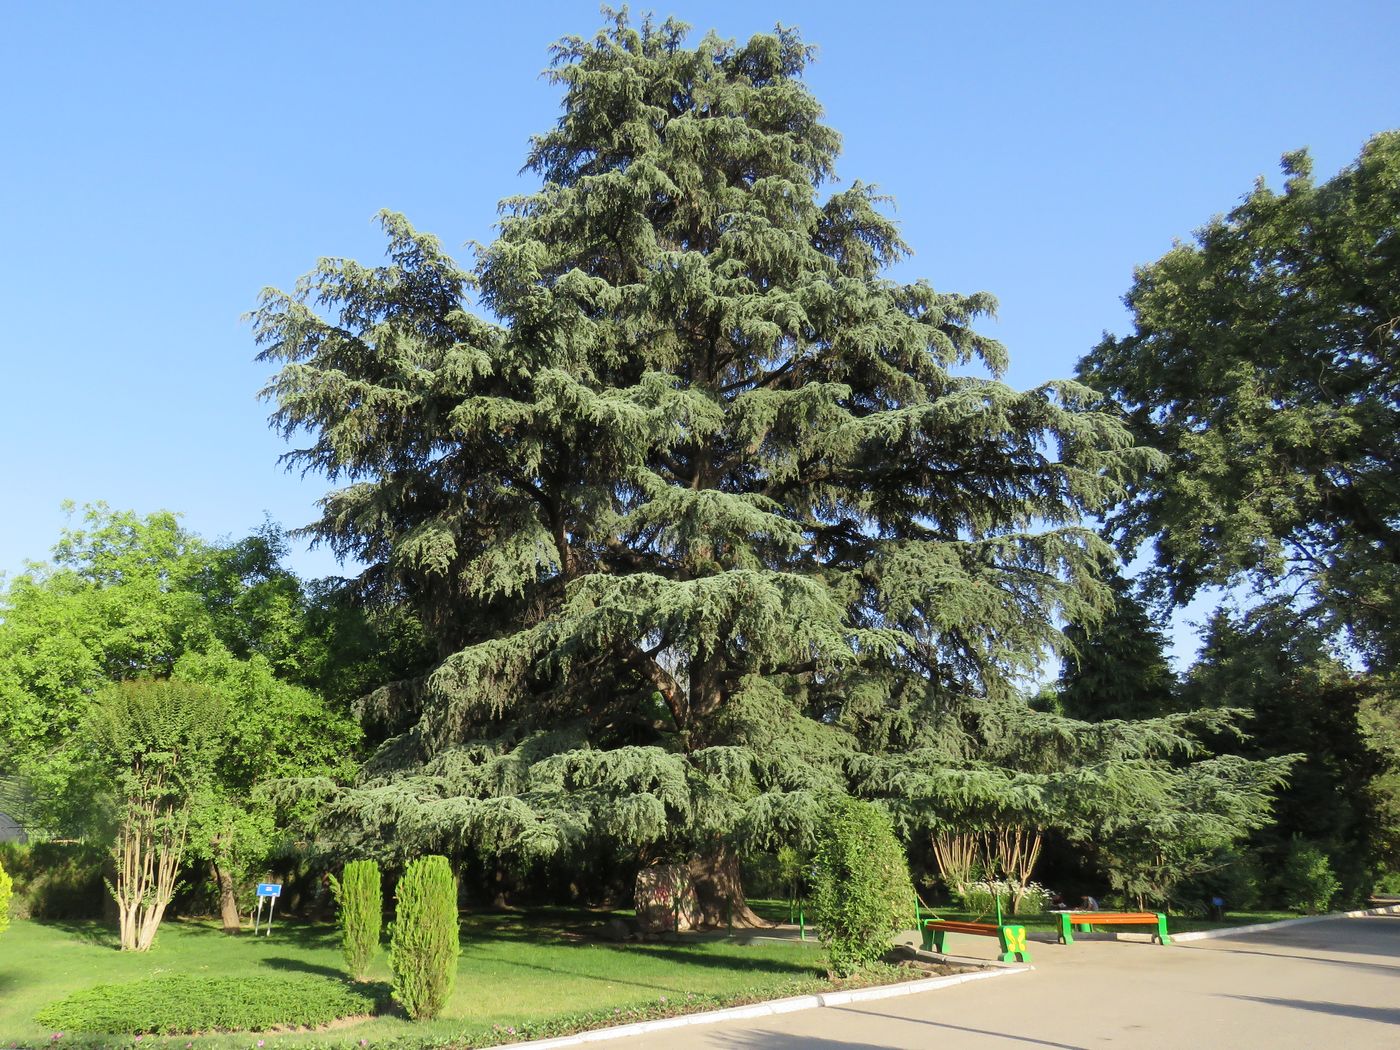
[603,913,1400,1049]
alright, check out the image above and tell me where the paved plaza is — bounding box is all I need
[608,914,1400,1049]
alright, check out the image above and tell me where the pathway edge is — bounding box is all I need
[506,965,1030,1049]
[1171,902,1400,942]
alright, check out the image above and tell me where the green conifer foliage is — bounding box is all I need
[330,859,382,980]
[811,798,913,976]
[1057,572,1178,722]
[389,855,460,1021]
[254,15,1150,896]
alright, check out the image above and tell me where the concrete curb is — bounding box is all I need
[501,965,1030,1049]
[1171,902,1400,942]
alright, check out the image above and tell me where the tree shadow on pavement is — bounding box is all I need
[1196,945,1400,977]
[833,1007,1088,1049]
[1223,995,1400,1026]
[706,1035,905,1050]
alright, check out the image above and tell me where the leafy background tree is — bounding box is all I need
[1079,132,1400,667]
[1079,133,1400,898]
[254,12,1158,916]
[0,504,363,929]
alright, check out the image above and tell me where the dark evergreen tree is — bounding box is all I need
[1056,572,1177,722]
[255,14,1185,916]
[1182,603,1388,901]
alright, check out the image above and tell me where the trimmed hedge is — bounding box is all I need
[35,973,376,1034]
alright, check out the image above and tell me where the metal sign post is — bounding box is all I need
[253,883,282,936]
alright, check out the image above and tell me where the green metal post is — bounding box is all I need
[1057,911,1075,945]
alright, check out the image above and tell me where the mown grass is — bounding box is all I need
[0,908,837,1048]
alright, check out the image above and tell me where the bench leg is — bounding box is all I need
[1056,912,1074,945]
[1155,913,1171,945]
[921,923,934,952]
[998,924,1031,963]
[933,929,947,954]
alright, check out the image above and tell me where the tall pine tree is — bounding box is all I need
[255,14,1149,916]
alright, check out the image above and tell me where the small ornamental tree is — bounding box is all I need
[331,859,383,980]
[84,679,226,951]
[811,798,914,976]
[0,856,12,934]
[389,855,460,1020]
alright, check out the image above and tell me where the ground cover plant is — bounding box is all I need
[35,973,376,1035]
[0,912,835,1047]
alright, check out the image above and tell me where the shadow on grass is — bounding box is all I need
[262,957,394,1007]
[464,941,817,999]
[461,906,632,945]
[38,920,119,949]
[612,944,818,975]
[462,952,693,995]
[171,918,342,948]
[260,955,351,980]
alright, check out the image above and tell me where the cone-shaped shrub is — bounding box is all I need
[389,855,460,1020]
[811,797,915,976]
[330,859,382,980]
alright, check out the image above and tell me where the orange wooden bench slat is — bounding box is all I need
[1065,912,1158,924]
[924,921,998,933]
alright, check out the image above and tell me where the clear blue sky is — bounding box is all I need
[2,1,1396,658]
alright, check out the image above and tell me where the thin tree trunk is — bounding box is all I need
[214,861,242,933]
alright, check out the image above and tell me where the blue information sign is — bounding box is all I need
[253,884,283,935]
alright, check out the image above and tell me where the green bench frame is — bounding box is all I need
[1053,910,1171,945]
[915,896,1031,963]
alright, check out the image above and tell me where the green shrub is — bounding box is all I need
[811,798,915,976]
[1278,839,1341,914]
[956,880,1049,915]
[390,854,461,1020]
[0,841,107,919]
[1176,846,1266,914]
[331,858,383,980]
[0,855,11,933]
[35,973,375,1034]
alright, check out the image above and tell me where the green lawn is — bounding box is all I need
[0,909,841,1048]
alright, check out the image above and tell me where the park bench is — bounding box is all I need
[915,896,1030,962]
[1053,910,1170,946]
[919,917,1032,962]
